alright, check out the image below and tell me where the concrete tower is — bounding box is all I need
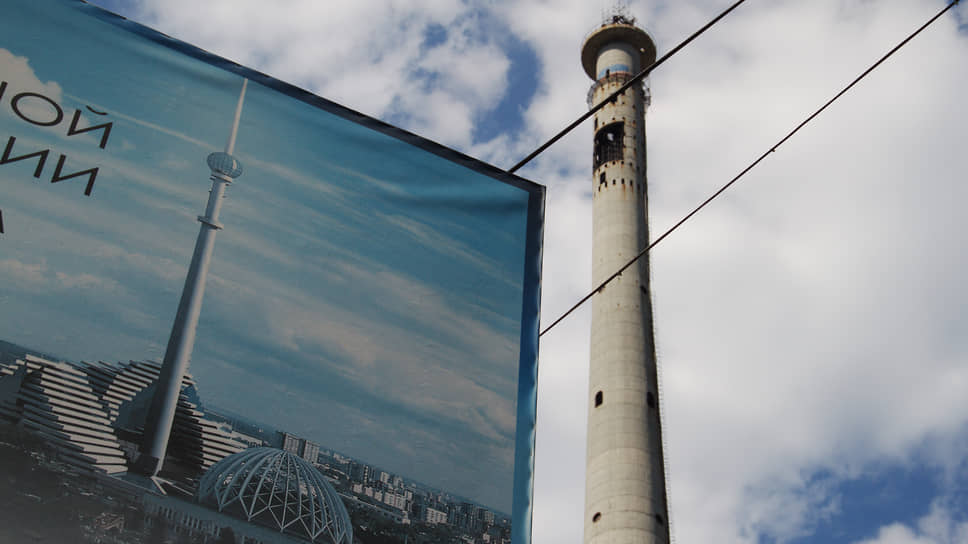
[581,14,669,544]
[136,79,248,478]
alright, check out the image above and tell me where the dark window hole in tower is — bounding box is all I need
[639,285,648,296]
[655,514,665,526]
[646,391,656,408]
[593,122,624,169]
[592,512,602,523]
[599,172,607,187]
[612,179,616,185]
[594,391,603,407]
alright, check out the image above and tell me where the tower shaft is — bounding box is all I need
[582,20,669,544]
[136,178,227,475]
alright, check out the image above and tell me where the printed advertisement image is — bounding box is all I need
[0,2,544,544]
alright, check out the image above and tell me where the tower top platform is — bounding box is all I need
[581,19,657,80]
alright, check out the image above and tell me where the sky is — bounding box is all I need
[0,0,542,517]
[6,0,968,543]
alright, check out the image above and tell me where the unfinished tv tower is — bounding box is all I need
[581,10,670,544]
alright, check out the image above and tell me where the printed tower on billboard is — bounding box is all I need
[137,79,249,480]
[581,11,670,544]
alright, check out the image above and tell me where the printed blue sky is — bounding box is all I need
[0,0,540,515]
[5,1,968,544]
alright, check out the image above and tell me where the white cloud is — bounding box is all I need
[854,502,968,544]
[53,271,121,292]
[0,48,64,123]
[207,255,521,435]
[125,0,510,149]
[0,257,121,294]
[0,257,48,289]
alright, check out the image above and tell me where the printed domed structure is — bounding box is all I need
[197,447,352,544]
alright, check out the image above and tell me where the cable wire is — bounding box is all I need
[507,0,749,174]
[539,0,962,337]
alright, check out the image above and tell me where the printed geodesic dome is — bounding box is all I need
[197,447,352,544]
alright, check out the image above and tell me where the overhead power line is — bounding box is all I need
[539,0,962,337]
[507,0,749,174]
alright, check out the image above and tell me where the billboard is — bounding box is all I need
[0,1,543,543]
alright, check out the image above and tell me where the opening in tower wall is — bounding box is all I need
[593,122,624,169]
